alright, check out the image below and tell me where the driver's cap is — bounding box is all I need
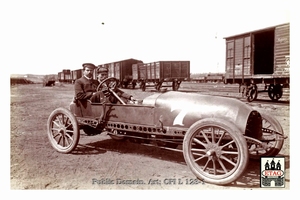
[97,66,108,74]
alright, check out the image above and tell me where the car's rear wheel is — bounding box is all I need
[183,118,249,185]
[248,112,284,159]
[47,108,79,153]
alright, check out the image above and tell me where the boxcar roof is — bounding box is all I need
[223,22,289,39]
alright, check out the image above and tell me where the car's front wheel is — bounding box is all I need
[183,118,249,185]
[47,108,79,153]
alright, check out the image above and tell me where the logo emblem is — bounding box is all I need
[260,157,285,188]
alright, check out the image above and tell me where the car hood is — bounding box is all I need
[143,91,258,135]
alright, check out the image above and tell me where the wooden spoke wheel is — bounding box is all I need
[172,81,180,91]
[247,84,258,102]
[248,112,284,159]
[47,108,79,153]
[155,82,162,91]
[268,84,283,101]
[183,119,249,185]
[141,81,146,91]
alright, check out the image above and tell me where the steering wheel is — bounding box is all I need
[96,77,126,105]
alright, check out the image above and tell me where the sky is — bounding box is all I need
[2,0,291,75]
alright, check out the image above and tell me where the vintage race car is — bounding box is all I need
[47,77,287,185]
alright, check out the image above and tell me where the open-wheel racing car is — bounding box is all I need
[47,77,287,186]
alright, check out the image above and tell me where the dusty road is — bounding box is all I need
[10,83,290,190]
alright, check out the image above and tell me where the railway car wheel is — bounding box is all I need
[268,84,283,101]
[248,112,284,159]
[155,83,162,91]
[172,81,180,91]
[47,108,79,153]
[141,82,146,91]
[183,118,249,185]
[246,85,258,102]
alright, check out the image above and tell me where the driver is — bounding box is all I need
[90,66,135,103]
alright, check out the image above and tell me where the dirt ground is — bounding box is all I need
[9,83,290,190]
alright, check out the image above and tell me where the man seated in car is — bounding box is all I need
[90,66,135,104]
[74,63,99,102]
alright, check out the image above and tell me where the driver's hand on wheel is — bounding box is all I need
[108,81,117,88]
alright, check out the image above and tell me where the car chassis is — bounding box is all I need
[47,77,287,185]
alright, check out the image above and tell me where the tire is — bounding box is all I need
[183,118,249,185]
[248,112,284,159]
[141,82,146,92]
[247,85,258,102]
[172,81,180,91]
[47,108,79,153]
[268,84,283,101]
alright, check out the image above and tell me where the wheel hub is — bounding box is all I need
[59,126,66,136]
[206,143,222,157]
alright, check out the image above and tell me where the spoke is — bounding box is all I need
[65,129,74,134]
[64,117,70,126]
[52,132,61,139]
[52,120,60,127]
[51,127,60,132]
[65,123,72,130]
[211,127,216,144]
[194,154,207,162]
[219,155,237,166]
[65,133,74,141]
[202,157,212,171]
[63,135,70,146]
[217,158,228,173]
[212,158,217,175]
[220,140,235,149]
[201,130,211,144]
[221,150,239,155]
[193,137,206,147]
[62,135,66,147]
[216,131,226,145]
[57,115,64,126]
[56,135,63,145]
[263,121,271,129]
[191,148,206,152]
[61,115,66,125]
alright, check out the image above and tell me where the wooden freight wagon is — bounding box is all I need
[97,58,143,88]
[224,23,290,101]
[71,69,83,84]
[58,69,72,83]
[133,61,190,91]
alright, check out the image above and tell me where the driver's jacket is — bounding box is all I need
[74,76,98,100]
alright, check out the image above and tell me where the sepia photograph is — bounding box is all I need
[4,0,298,198]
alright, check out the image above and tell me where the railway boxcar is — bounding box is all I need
[224,23,290,101]
[97,58,143,88]
[71,69,83,84]
[134,61,190,91]
[58,69,72,83]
